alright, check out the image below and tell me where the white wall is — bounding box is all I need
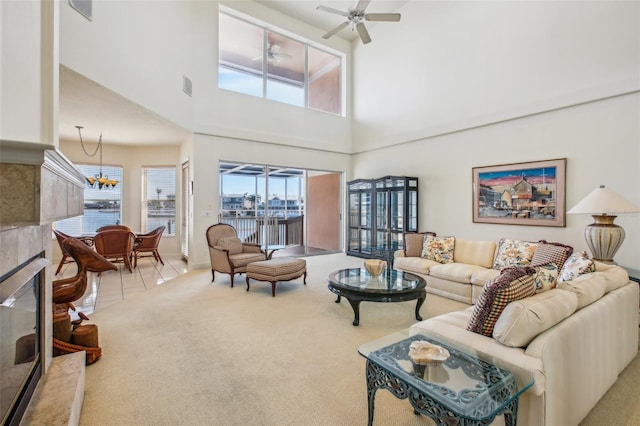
[352,1,640,150]
[189,134,351,268]
[351,1,640,269]
[59,0,195,132]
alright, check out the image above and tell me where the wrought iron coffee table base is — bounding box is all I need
[365,360,518,426]
[330,289,425,326]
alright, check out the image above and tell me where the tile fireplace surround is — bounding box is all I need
[0,140,86,424]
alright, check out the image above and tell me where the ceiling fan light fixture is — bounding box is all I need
[317,0,401,44]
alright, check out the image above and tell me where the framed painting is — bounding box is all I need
[472,158,566,227]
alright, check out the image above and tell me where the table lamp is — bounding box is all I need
[567,185,640,264]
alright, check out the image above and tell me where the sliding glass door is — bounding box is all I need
[218,162,341,254]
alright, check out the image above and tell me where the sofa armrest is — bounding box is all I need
[394,249,405,259]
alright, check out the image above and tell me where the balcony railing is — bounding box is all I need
[218,214,304,247]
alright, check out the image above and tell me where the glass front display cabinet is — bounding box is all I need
[347,176,418,261]
[347,179,374,257]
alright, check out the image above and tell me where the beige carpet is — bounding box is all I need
[79,253,640,426]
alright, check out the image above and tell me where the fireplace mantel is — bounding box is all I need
[0,140,86,226]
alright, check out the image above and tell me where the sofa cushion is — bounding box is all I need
[394,256,439,275]
[531,241,573,271]
[430,263,489,285]
[216,237,243,255]
[453,239,497,268]
[532,263,559,292]
[493,289,578,348]
[557,272,607,309]
[403,232,435,257]
[470,268,501,287]
[467,266,537,336]
[421,235,455,263]
[558,251,595,282]
[594,262,630,293]
[492,238,538,270]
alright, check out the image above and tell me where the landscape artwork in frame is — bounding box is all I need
[472,158,566,227]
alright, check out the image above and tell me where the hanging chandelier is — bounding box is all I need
[76,125,119,189]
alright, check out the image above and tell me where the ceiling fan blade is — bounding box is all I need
[322,21,350,39]
[355,0,371,12]
[356,22,372,44]
[365,13,401,22]
[316,5,349,17]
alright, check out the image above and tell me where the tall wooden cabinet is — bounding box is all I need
[347,176,418,261]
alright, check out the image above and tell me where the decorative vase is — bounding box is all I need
[364,259,386,278]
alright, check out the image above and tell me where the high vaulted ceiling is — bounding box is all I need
[59,0,408,147]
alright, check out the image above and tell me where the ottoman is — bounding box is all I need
[245,257,307,297]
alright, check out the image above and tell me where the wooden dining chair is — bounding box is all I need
[53,229,95,274]
[93,229,136,272]
[133,226,165,268]
[96,224,131,232]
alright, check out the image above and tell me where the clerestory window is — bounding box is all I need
[218,7,343,116]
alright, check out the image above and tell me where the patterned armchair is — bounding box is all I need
[206,223,266,286]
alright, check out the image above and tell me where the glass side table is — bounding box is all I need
[358,330,534,426]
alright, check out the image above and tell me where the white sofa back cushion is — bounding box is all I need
[557,272,607,309]
[453,239,497,268]
[493,289,578,348]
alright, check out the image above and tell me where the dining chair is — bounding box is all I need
[206,223,266,286]
[133,226,165,268]
[53,229,95,274]
[93,229,136,272]
[96,224,132,232]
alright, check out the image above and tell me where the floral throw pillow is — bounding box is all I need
[533,263,559,292]
[558,251,596,282]
[492,238,538,270]
[421,235,455,264]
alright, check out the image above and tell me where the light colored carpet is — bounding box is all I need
[78,253,640,426]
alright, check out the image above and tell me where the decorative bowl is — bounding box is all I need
[408,341,450,366]
[364,259,386,278]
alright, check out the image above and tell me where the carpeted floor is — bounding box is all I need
[78,253,640,426]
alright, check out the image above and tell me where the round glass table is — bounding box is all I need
[327,267,426,326]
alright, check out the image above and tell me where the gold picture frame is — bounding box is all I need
[472,158,566,227]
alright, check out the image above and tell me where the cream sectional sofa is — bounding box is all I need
[393,233,639,425]
[395,237,500,304]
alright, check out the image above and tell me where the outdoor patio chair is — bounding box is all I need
[133,226,165,268]
[206,223,266,286]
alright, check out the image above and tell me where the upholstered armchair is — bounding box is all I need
[94,229,136,273]
[206,223,266,286]
[133,226,165,268]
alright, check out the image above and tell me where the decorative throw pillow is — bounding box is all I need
[558,251,596,282]
[467,266,537,336]
[532,263,559,292]
[421,235,455,264]
[217,237,243,255]
[492,238,538,270]
[531,241,573,272]
[404,232,435,258]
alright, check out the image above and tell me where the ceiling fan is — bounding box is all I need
[317,0,401,44]
[252,43,292,64]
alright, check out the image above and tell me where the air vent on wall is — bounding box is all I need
[69,0,92,21]
[183,76,193,97]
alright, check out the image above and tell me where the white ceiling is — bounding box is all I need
[58,0,408,147]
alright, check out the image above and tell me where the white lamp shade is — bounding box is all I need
[567,185,640,215]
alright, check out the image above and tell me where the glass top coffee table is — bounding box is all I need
[327,268,426,326]
[358,330,534,426]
